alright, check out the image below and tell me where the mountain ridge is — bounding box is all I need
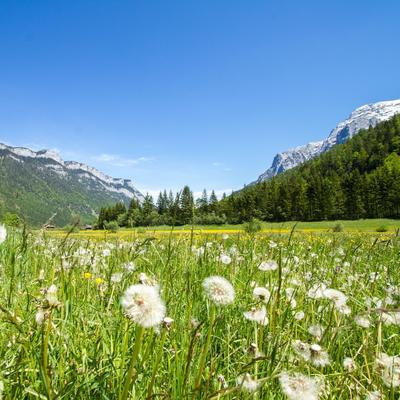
[0,143,144,226]
[255,99,400,182]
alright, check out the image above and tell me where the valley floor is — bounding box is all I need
[47,218,400,240]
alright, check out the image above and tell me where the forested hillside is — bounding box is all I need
[221,115,400,222]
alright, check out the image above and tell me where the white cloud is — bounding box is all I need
[212,161,232,172]
[92,153,155,167]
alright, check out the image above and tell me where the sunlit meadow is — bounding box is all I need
[0,226,399,399]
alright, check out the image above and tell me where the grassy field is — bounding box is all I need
[46,218,400,241]
[0,227,399,399]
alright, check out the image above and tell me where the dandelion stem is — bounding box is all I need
[146,328,167,398]
[120,326,145,400]
[195,306,216,390]
[41,312,53,400]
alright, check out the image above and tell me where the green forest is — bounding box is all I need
[97,115,400,228]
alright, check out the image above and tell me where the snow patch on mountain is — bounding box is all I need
[256,99,400,183]
[0,143,144,202]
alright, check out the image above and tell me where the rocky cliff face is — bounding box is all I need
[255,99,400,183]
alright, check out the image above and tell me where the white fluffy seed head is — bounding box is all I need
[0,225,7,244]
[243,306,268,325]
[236,373,260,393]
[121,284,166,328]
[202,276,235,306]
[279,372,324,400]
[253,287,271,303]
[258,260,278,271]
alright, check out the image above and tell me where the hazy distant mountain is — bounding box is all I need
[255,99,400,182]
[0,143,144,226]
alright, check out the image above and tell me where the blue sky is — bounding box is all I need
[1,1,400,198]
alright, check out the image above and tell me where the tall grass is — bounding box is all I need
[0,228,399,399]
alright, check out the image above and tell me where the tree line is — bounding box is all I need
[97,115,400,228]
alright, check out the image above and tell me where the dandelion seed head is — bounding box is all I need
[236,373,260,393]
[121,284,166,328]
[253,287,271,303]
[0,225,7,244]
[279,372,323,400]
[243,306,268,325]
[258,260,278,271]
[203,276,235,306]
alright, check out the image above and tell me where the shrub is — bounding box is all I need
[332,223,344,232]
[243,218,263,235]
[104,220,119,233]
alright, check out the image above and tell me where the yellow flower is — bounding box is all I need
[95,277,103,285]
[84,272,92,279]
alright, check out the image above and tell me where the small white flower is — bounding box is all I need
[236,373,260,393]
[323,288,347,307]
[123,262,135,272]
[258,260,278,271]
[221,233,229,240]
[253,287,271,303]
[0,225,7,244]
[308,283,327,299]
[102,249,111,257]
[35,310,46,325]
[121,284,166,328]
[244,306,268,325]
[343,357,356,372]
[111,273,123,283]
[219,254,232,265]
[365,391,382,400]
[203,276,235,306]
[354,315,371,329]
[46,284,59,307]
[279,372,324,400]
[308,324,325,340]
[294,311,305,320]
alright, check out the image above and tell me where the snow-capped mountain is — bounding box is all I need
[255,99,400,182]
[0,143,144,225]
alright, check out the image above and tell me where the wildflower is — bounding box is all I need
[0,224,6,244]
[218,374,228,389]
[244,306,268,325]
[95,277,104,285]
[381,311,400,326]
[258,260,278,271]
[139,272,158,287]
[343,357,356,372]
[323,288,347,307]
[248,342,265,358]
[163,317,174,330]
[308,325,325,340]
[354,315,371,328]
[203,276,234,306]
[111,272,123,283]
[84,272,92,279]
[103,249,111,257]
[219,254,232,265]
[309,344,330,367]
[308,283,327,299]
[292,340,311,361]
[35,310,46,325]
[221,233,229,240]
[365,391,382,400]
[253,287,271,303]
[45,284,59,307]
[123,261,135,272]
[121,284,166,328]
[279,372,324,400]
[375,353,400,388]
[236,373,260,393]
[294,311,305,320]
